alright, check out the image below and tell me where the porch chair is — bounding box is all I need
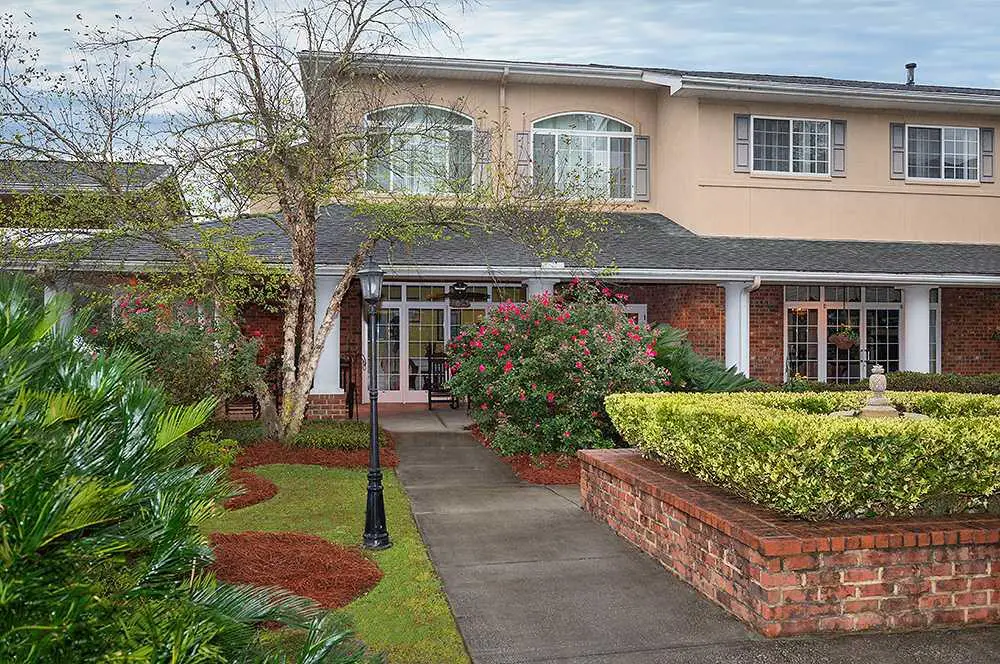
[426,344,459,410]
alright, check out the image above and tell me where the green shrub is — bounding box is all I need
[653,324,758,392]
[605,391,1000,520]
[289,421,389,450]
[205,419,266,444]
[183,429,241,468]
[447,281,671,455]
[782,371,1000,394]
[90,290,263,406]
[0,275,368,663]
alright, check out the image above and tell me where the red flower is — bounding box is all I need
[478,364,486,373]
[546,392,555,403]
[503,359,514,373]
[575,361,584,369]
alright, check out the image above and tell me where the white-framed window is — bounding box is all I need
[625,303,648,325]
[364,105,474,194]
[906,125,979,180]
[531,113,634,199]
[751,116,831,175]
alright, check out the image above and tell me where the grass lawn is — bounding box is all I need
[206,464,470,664]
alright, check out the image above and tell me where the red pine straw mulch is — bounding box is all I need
[234,441,399,471]
[225,467,279,510]
[224,434,399,510]
[210,531,383,610]
[469,425,581,485]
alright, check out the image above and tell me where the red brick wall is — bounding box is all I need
[750,286,785,384]
[619,283,725,360]
[340,279,364,398]
[305,393,349,420]
[941,287,1000,374]
[581,449,1000,637]
[241,303,284,365]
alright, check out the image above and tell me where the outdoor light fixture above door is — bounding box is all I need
[425,281,489,309]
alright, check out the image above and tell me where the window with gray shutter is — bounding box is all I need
[890,123,906,179]
[831,120,847,177]
[634,135,650,201]
[734,114,751,172]
[981,127,995,183]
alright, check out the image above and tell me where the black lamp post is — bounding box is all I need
[359,256,391,550]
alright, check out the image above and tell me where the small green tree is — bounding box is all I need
[0,274,371,663]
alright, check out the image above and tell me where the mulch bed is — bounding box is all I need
[210,531,383,610]
[225,467,279,510]
[224,434,399,510]
[469,425,581,485]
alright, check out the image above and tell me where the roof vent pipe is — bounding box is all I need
[905,62,917,85]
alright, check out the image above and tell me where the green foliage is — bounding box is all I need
[783,371,1000,394]
[90,289,264,405]
[652,324,758,392]
[208,466,471,664]
[0,274,368,663]
[606,391,1000,520]
[447,281,671,454]
[183,429,242,469]
[207,419,268,444]
[289,421,389,450]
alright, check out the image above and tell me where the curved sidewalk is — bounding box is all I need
[383,410,1000,664]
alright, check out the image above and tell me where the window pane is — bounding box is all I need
[908,126,942,178]
[943,127,978,180]
[825,286,861,302]
[492,285,527,302]
[753,118,791,172]
[787,307,819,380]
[366,106,473,193]
[865,286,901,303]
[785,285,821,301]
[609,136,633,199]
[929,308,938,373]
[556,133,611,197]
[533,113,631,133]
[406,285,446,301]
[791,120,829,174]
[532,133,556,192]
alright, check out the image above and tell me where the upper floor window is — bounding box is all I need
[906,125,979,180]
[531,113,634,199]
[752,117,830,175]
[365,105,474,194]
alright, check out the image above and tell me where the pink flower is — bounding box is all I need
[601,287,612,296]
[546,392,555,404]
[645,345,657,358]
[503,359,514,373]
[87,326,99,336]
[575,361,584,369]
[479,364,486,373]
[570,277,580,286]
[563,431,571,438]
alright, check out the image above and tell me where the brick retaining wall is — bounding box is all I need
[579,448,1000,636]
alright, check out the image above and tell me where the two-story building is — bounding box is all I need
[285,54,1000,412]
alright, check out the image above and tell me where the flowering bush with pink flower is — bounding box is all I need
[447,280,671,454]
[91,292,263,405]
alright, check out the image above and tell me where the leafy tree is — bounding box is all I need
[0,273,372,663]
[1,2,615,442]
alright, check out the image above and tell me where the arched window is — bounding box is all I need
[365,105,474,194]
[531,113,634,199]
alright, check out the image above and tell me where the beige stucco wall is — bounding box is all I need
[320,74,1000,245]
[661,99,1000,243]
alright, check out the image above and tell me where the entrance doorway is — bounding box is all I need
[785,285,930,383]
[363,282,527,403]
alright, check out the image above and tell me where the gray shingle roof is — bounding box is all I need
[59,204,1000,277]
[0,160,173,194]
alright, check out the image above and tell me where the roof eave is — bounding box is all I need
[671,77,1000,113]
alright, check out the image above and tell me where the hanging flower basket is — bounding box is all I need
[828,327,859,350]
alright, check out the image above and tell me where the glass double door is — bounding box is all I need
[824,307,900,384]
[366,304,488,402]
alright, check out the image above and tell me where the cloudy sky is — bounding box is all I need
[9,0,1000,88]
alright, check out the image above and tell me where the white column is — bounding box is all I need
[722,281,751,376]
[311,274,343,394]
[902,285,932,373]
[43,276,72,331]
[525,278,558,299]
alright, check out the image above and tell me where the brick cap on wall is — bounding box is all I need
[578,449,1000,557]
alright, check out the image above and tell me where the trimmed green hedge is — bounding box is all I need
[605,392,1000,520]
[205,420,388,449]
[783,372,1000,394]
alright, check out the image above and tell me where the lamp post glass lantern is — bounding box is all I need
[361,256,390,549]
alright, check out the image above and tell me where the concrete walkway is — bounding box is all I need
[384,411,1000,664]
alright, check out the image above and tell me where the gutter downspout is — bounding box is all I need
[723,277,761,376]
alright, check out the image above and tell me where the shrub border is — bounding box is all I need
[580,448,1000,636]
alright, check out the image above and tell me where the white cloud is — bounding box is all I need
[6,0,1000,88]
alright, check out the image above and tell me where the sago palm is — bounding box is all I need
[0,274,375,663]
